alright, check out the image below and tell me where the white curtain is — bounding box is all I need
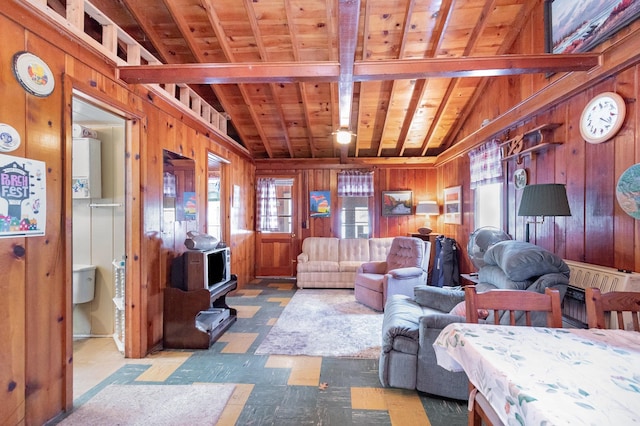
[337,170,374,197]
[256,178,279,231]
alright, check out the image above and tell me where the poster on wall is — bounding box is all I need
[0,153,46,238]
[310,191,331,217]
[183,191,196,220]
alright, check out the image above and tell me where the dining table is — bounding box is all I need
[433,323,640,425]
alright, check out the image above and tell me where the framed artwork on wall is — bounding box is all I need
[310,191,331,217]
[382,191,412,216]
[546,0,640,54]
[444,186,462,224]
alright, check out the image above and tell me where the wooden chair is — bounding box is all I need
[463,285,563,426]
[585,287,640,331]
[464,285,563,328]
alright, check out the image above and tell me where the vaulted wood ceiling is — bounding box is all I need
[62,0,598,160]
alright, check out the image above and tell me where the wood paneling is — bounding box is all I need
[0,5,256,425]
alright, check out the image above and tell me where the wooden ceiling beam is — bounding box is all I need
[338,0,361,128]
[117,61,340,84]
[117,53,599,84]
[354,54,600,80]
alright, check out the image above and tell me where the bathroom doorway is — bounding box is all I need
[71,96,127,397]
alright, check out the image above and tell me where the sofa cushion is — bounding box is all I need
[413,285,465,312]
[339,238,370,262]
[339,261,364,272]
[483,241,570,282]
[301,237,339,263]
[296,260,339,273]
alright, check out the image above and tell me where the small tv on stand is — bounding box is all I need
[170,247,231,291]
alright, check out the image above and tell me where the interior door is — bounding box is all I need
[255,177,298,277]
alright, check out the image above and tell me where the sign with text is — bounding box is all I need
[0,153,46,238]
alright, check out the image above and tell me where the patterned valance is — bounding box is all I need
[469,140,503,189]
[337,170,374,197]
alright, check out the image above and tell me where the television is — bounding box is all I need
[170,247,231,291]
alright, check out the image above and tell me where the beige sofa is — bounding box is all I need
[296,237,395,288]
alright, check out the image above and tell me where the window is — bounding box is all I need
[474,182,502,229]
[256,178,293,233]
[469,140,503,230]
[340,196,370,238]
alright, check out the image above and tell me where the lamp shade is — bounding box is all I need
[416,200,439,215]
[517,184,571,217]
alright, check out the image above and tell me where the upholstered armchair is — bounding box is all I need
[354,236,429,311]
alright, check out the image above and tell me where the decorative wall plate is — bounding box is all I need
[513,168,527,190]
[12,51,55,97]
[580,91,626,144]
[616,164,640,220]
[0,123,21,152]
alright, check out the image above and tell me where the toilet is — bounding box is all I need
[73,264,96,305]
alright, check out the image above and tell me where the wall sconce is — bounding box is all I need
[415,200,439,234]
[517,183,571,242]
[335,128,354,145]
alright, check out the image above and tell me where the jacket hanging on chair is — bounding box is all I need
[431,235,460,287]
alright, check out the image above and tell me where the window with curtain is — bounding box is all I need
[338,170,374,238]
[256,178,279,232]
[469,140,504,229]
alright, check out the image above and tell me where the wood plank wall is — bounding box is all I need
[440,16,640,273]
[0,3,256,424]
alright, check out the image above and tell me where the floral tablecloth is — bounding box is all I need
[433,323,640,425]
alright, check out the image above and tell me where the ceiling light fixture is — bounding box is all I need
[335,128,353,145]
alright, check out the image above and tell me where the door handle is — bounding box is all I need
[291,233,296,238]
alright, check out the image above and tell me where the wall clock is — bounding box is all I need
[579,91,626,144]
[12,51,55,97]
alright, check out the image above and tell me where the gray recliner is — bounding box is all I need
[379,240,570,400]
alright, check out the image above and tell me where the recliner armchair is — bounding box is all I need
[354,236,429,311]
[379,240,570,400]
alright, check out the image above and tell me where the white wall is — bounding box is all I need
[73,125,125,336]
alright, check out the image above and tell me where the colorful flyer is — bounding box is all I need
[0,153,46,238]
[310,191,330,217]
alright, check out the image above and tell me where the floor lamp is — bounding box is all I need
[517,184,571,242]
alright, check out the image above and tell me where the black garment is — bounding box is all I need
[431,235,460,287]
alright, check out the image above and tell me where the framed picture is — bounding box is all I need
[443,186,462,224]
[310,191,331,217]
[546,0,640,54]
[382,191,412,216]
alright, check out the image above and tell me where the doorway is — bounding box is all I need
[71,96,127,397]
[255,176,298,277]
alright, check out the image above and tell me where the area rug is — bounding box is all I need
[59,383,235,425]
[255,289,383,358]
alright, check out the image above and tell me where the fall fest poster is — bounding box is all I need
[0,153,46,238]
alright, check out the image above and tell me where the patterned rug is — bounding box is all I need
[255,289,383,358]
[59,383,235,425]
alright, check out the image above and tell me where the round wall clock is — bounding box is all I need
[12,51,55,97]
[580,91,626,144]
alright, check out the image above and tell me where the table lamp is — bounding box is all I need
[517,183,571,242]
[415,201,439,234]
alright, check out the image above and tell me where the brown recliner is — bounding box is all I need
[354,236,429,311]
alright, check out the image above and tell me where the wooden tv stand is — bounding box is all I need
[163,276,237,349]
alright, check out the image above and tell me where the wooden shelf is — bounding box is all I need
[163,278,237,349]
[500,123,563,162]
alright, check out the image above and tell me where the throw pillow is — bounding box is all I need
[449,301,489,319]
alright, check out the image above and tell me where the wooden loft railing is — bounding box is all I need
[22,0,229,136]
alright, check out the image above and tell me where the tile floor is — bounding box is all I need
[70,279,467,425]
